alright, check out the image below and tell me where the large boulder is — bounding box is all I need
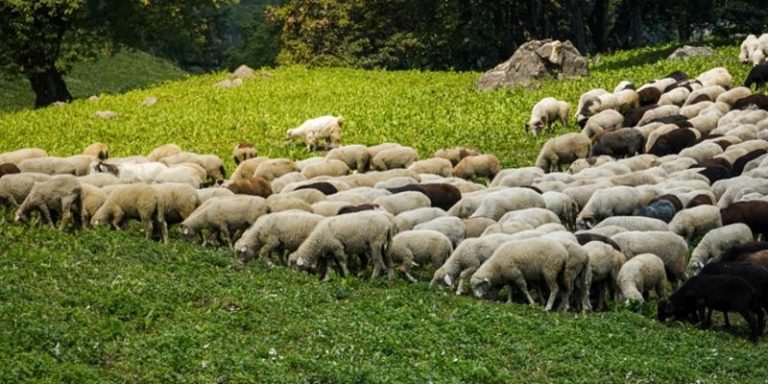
[667,45,715,60]
[477,39,589,91]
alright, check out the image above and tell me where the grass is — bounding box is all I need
[0,50,187,114]
[2,44,768,383]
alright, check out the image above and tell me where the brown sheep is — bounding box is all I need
[0,163,21,178]
[721,201,768,238]
[453,155,500,180]
[226,176,273,198]
[232,143,257,165]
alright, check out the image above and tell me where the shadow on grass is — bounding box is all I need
[592,44,683,72]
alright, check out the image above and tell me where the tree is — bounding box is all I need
[0,0,231,108]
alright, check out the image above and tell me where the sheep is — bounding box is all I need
[453,155,501,180]
[611,231,688,285]
[433,147,480,166]
[18,157,77,175]
[0,173,51,207]
[371,146,418,171]
[549,237,592,312]
[248,159,298,182]
[293,182,338,196]
[745,63,768,90]
[232,143,257,165]
[576,186,655,228]
[583,240,626,310]
[470,188,546,220]
[527,97,570,135]
[374,176,419,189]
[301,159,350,179]
[266,195,313,213]
[151,183,200,226]
[235,210,324,265]
[740,34,760,64]
[581,110,624,141]
[491,167,545,187]
[463,217,497,238]
[679,142,724,163]
[575,88,609,124]
[659,87,691,107]
[590,128,645,159]
[407,158,453,177]
[667,205,722,240]
[578,225,627,238]
[180,196,269,248]
[648,128,700,157]
[542,191,579,230]
[394,207,447,231]
[389,230,453,282]
[616,253,667,304]
[337,203,381,215]
[324,144,371,173]
[387,183,461,212]
[289,210,397,280]
[637,87,662,106]
[78,183,107,227]
[14,175,82,229]
[595,216,669,231]
[147,144,182,161]
[471,238,568,311]
[230,157,268,180]
[632,198,679,223]
[0,163,21,178]
[687,223,754,276]
[684,85,727,106]
[83,143,109,160]
[562,181,615,211]
[0,148,48,165]
[614,80,635,92]
[373,191,431,215]
[717,86,752,106]
[499,207,560,228]
[270,173,310,194]
[287,115,343,150]
[721,201,768,238]
[697,67,733,88]
[430,233,513,293]
[226,176,272,198]
[413,216,464,247]
[481,221,535,236]
[160,152,226,184]
[196,187,235,203]
[535,133,591,173]
[91,183,168,243]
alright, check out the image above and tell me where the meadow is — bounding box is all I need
[2,44,768,383]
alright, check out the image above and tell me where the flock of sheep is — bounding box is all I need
[6,44,768,343]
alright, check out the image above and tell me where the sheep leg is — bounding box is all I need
[399,252,417,283]
[38,205,54,228]
[544,273,560,312]
[218,224,233,249]
[742,310,759,343]
[456,267,478,295]
[594,284,606,311]
[510,272,536,307]
[558,278,573,312]
[369,244,389,280]
[143,219,154,241]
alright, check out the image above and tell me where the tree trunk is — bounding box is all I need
[27,67,72,108]
[567,0,587,53]
[589,0,609,51]
[628,0,643,47]
[527,0,543,38]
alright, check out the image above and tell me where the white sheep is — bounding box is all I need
[235,210,324,265]
[77,173,120,188]
[18,157,77,175]
[453,154,501,180]
[413,216,465,247]
[617,253,667,304]
[480,221,535,236]
[196,187,235,204]
[668,205,722,240]
[373,191,431,215]
[407,158,453,177]
[542,191,579,230]
[252,159,299,181]
[740,34,760,63]
[433,147,480,166]
[594,216,669,232]
[490,167,544,187]
[582,109,624,141]
[289,210,397,279]
[430,233,515,294]
[611,231,688,284]
[14,175,82,229]
[575,88,609,123]
[326,144,371,173]
[370,146,419,171]
[527,97,570,136]
[79,183,107,227]
[300,159,350,179]
[535,133,591,173]
[389,230,453,282]
[687,223,754,276]
[287,115,343,150]
[679,142,724,163]
[696,67,733,88]
[499,207,560,228]
[91,183,168,243]
[160,152,226,184]
[658,87,690,107]
[0,148,48,165]
[147,144,182,161]
[266,195,313,213]
[151,183,200,225]
[470,187,546,220]
[394,207,446,231]
[716,86,752,106]
[462,217,497,238]
[181,196,269,248]
[232,143,257,165]
[583,241,626,309]
[576,186,656,228]
[684,85,726,106]
[0,173,51,206]
[270,172,306,193]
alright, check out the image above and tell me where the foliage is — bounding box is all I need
[222,0,284,70]
[0,43,766,383]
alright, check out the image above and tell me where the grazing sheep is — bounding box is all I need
[582,110,624,141]
[371,146,418,171]
[0,163,21,178]
[648,128,700,157]
[407,158,453,177]
[583,240,626,310]
[301,159,350,179]
[745,63,768,90]
[462,217,497,238]
[337,203,381,215]
[230,157,268,181]
[0,173,51,206]
[721,201,768,238]
[389,230,453,282]
[542,191,579,230]
[590,128,645,159]
[453,155,501,180]
[310,201,348,216]
[499,207,560,228]
[470,188,546,221]
[668,205,722,240]
[617,253,667,304]
[716,87,752,106]
[294,181,338,196]
[252,159,299,181]
[14,175,82,229]
[433,147,480,166]
[287,115,343,150]
[232,143,257,165]
[614,80,635,92]
[413,216,465,247]
[289,211,397,280]
[481,221,534,236]
[394,207,447,231]
[740,34,760,64]
[79,183,107,227]
[0,148,48,165]
[687,223,754,275]
[527,97,570,135]
[491,167,545,187]
[697,67,733,88]
[196,187,235,203]
[684,85,727,106]
[226,176,272,198]
[680,142,724,163]
[151,183,200,225]
[632,199,679,223]
[575,88,609,124]
[147,144,182,161]
[83,143,109,160]
[181,196,269,248]
[471,238,568,311]
[266,195,312,213]
[637,87,662,106]
[535,133,592,173]
[595,216,669,231]
[91,183,168,243]
[235,210,324,265]
[326,144,371,173]
[611,231,688,285]
[270,172,306,194]
[160,152,226,184]
[430,233,514,293]
[576,186,656,228]
[18,157,77,175]
[373,191,431,215]
[386,183,461,211]
[659,87,691,107]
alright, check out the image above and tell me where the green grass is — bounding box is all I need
[0,50,187,113]
[2,44,768,383]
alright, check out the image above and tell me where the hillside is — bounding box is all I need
[2,44,768,383]
[0,50,187,114]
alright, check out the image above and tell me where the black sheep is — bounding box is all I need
[623,104,660,127]
[685,194,714,209]
[664,71,689,82]
[590,128,645,158]
[645,114,693,128]
[732,149,767,176]
[721,241,768,263]
[695,165,732,184]
[745,63,768,90]
[733,94,768,110]
[637,88,662,106]
[0,163,21,178]
[574,232,623,252]
[337,203,380,215]
[701,262,768,327]
[387,183,461,211]
[647,128,698,157]
[294,181,338,195]
[688,94,712,105]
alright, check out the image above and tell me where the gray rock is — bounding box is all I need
[477,39,589,91]
[231,64,256,80]
[667,45,715,60]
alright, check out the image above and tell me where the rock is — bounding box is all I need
[231,65,256,80]
[477,39,589,91]
[51,101,67,108]
[142,96,158,107]
[668,46,715,60]
[87,95,100,102]
[213,78,243,89]
[94,111,118,120]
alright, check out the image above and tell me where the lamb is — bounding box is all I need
[471,238,568,311]
[235,210,324,265]
[371,146,418,171]
[289,210,397,280]
[668,205,722,240]
[745,63,768,90]
[394,207,447,231]
[226,176,273,198]
[0,173,51,206]
[433,147,480,166]
[535,133,591,173]
[151,183,200,226]
[576,186,656,228]
[583,240,626,310]
[590,128,645,159]
[470,188,546,220]
[687,223,754,276]
[286,115,343,150]
[0,163,20,178]
[721,201,768,238]
[616,253,667,304]
[389,230,453,282]
[91,183,168,243]
[83,143,109,160]
[180,196,269,248]
[0,148,47,165]
[407,158,453,177]
[527,97,570,135]
[146,144,181,161]
[595,216,669,231]
[232,143,257,165]
[326,145,371,173]
[14,175,82,229]
[453,155,501,180]
[413,216,465,247]
[462,217,497,238]
[301,159,350,179]
[373,191,431,215]
[196,187,234,203]
[611,231,688,285]
[18,157,77,175]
